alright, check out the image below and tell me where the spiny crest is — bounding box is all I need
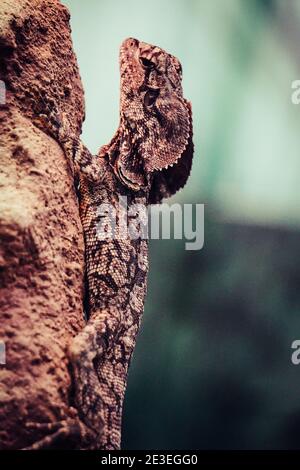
[110,38,193,202]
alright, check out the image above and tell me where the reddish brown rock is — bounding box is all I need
[0,0,86,449]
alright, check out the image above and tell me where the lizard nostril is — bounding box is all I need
[128,37,138,47]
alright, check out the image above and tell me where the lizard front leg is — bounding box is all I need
[33,110,107,185]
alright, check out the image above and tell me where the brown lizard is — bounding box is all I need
[26,37,194,450]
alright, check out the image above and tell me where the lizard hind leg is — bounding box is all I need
[23,310,119,450]
[67,311,122,450]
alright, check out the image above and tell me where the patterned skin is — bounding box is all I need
[25,38,193,450]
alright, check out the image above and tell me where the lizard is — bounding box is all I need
[25,37,194,450]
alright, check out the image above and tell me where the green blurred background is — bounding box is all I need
[63,0,300,449]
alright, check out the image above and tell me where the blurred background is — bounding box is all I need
[63,0,300,449]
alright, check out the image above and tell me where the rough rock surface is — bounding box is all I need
[0,0,86,449]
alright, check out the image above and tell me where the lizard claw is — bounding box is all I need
[25,421,63,432]
[23,415,97,450]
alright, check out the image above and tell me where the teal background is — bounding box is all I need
[63,0,300,449]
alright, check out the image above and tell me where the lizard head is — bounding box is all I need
[112,37,193,203]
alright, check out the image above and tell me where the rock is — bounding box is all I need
[0,0,85,449]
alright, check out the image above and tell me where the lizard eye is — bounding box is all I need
[140,57,155,68]
[144,88,160,107]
